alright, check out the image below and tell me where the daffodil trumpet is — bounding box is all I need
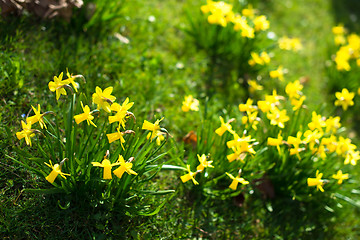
[44,158,70,183]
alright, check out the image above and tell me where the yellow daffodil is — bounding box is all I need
[257,100,272,113]
[92,86,116,113]
[48,72,70,100]
[226,133,255,149]
[336,136,356,156]
[287,132,305,159]
[344,150,360,165]
[44,160,70,183]
[109,98,134,128]
[16,121,35,146]
[308,111,326,131]
[92,158,120,180]
[335,46,351,71]
[334,88,355,111]
[269,65,285,81]
[182,95,199,112]
[267,131,283,153]
[26,104,47,129]
[66,68,79,92]
[321,135,338,153]
[266,108,289,128]
[106,127,126,150]
[278,36,302,52]
[74,101,97,127]
[226,134,256,162]
[196,154,214,171]
[332,24,346,35]
[248,52,263,66]
[248,80,263,93]
[215,116,234,136]
[332,170,349,184]
[226,172,249,190]
[239,98,256,112]
[180,165,199,185]
[334,35,346,45]
[285,80,303,100]
[253,15,269,31]
[291,95,306,111]
[201,0,233,27]
[325,116,341,133]
[241,4,257,18]
[307,170,325,192]
[142,118,165,145]
[303,129,323,150]
[113,155,137,179]
[242,111,259,130]
[265,89,283,105]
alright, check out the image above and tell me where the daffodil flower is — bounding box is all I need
[66,68,79,92]
[269,65,285,81]
[239,98,257,113]
[48,72,70,100]
[266,108,289,128]
[113,155,137,179]
[278,37,302,52]
[92,158,120,180]
[344,150,360,165]
[181,95,199,112]
[267,131,283,153]
[109,98,134,128]
[26,104,47,129]
[44,160,70,183]
[106,127,127,150]
[196,154,214,171]
[334,88,355,111]
[180,165,199,185]
[16,121,35,146]
[226,172,249,190]
[215,116,234,136]
[287,132,305,159]
[291,95,306,111]
[248,80,264,93]
[307,170,325,192]
[241,4,257,18]
[308,111,326,131]
[253,15,269,31]
[92,86,116,113]
[142,118,165,145]
[74,101,97,127]
[285,80,303,100]
[332,170,349,184]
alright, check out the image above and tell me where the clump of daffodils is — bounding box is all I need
[200,1,270,38]
[179,79,356,200]
[278,36,303,52]
[15,71,170,213]
[331,24,360,71]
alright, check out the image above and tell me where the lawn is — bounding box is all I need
[1,0,360,239]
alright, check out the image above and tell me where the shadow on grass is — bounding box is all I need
[331,0,360,32]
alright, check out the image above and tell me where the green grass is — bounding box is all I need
[1,0,360,239]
